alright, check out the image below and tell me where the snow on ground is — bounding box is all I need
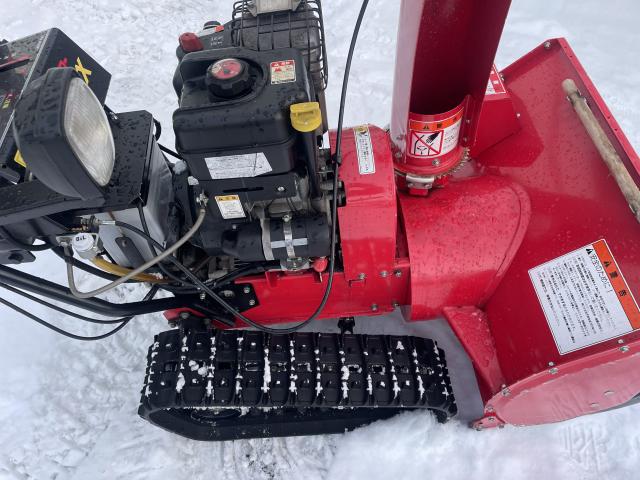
[1,0,639,479]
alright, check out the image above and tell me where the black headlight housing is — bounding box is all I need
[12,67,115,200]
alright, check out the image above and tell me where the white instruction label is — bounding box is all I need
[270,60,296,84]
[529,239,640,355]
[205,152,272,180]
[215,195,246,220]
[353,125,375,175]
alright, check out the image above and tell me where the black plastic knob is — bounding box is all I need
[205,58,253,99]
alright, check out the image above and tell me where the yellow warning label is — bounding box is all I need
[14,151,26,168]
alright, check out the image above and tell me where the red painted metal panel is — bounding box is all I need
[476,38,640,424]
[399,174,530,320]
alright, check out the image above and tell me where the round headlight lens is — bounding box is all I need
[63,77,115,186]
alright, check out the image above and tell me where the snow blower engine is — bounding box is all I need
[1,0,640,441]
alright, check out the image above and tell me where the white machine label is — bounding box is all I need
[215,195,246,220]
[529,239,640,355]
[270,60,296,84]
[205,152,273,179]
[353,125,375,175]
[407,105,464,159]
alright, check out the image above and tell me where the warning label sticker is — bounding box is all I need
[270,60,296,84]
[215,195,246,220]
[485,65,506,96]
[353,125,375,175]
[529,239,640,355]
[407,106,464,159]
[205,152,272,180]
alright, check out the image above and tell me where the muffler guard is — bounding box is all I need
[408,38,640,428]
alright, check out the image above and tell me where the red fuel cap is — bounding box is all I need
[210,58,245,80]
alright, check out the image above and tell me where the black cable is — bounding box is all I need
[109,0,370,334]
[159,144,183,160]
[0,282,133,324]
[136,202,197,290]
[0,286,159,341]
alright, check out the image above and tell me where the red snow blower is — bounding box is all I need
[0,0,639,440]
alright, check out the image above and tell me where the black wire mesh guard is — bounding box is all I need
[231,0,328,92]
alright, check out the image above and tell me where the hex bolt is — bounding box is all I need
[358,273,366,280]
[371,303,379,312]
[282,214,291,223]
[544,41,552,50]
[618,339,625,344]
[394,270,402,278]
[249,299,256,306]
[243,286,251,294]
[432,159,441,167]
[380,270,389,278]
[549,367,559,375]
[168,321,177,328]
[548,361,555,367]
[620,346,630,353]
[179,312,190,320]
[501,387,511,397]
[276,186,286,193]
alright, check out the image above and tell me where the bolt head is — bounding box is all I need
[276,186,286,193]
[549,367,559,375]
[544,41,552,49]
[179,312,190,320]
[282,214,291,223]
[620,346,630,353]
[243,286,251,294]
[358,273,366,280]
[371,303,378,312]
[380,270,388,278]
[431,159,441,167]
[249,299,256,306]
[394,270,402,278]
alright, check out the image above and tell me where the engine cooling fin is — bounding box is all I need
[138,324,457,441]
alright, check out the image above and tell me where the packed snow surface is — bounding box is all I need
[1,0,640,479]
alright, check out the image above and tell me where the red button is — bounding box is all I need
[179,32,204,53]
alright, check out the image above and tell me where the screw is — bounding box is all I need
[371,304,379,312]
[544,41,552,50]
[282,214,291,223]
[221,290,235,298]
[432,159,441,167]
[249,299,256,306]
[620,346,630,353]
[501,387,511,397]
[358,273,366,280]
[276,186,286,193]
[618,339,625,344]
[380,270,388,278]
[548,361,555,367]
[394,270,402,277]
[549,367,559,375]
[243,286,251,294]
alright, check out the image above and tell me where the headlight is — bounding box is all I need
[12,67,115,200]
